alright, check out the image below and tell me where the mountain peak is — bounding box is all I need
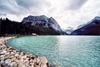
[94,16,100,20]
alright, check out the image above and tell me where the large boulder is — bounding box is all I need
[71,16,100,35]
[22,15,62,31]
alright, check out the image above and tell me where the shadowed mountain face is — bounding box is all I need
[22,15,62,31]
[71,16,100,35]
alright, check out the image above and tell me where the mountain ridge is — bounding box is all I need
[22,15,62,31]
[71,16,100,35]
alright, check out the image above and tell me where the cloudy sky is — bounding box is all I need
[0,0,100,29]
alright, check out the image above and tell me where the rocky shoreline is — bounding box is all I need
[0,37,57,67]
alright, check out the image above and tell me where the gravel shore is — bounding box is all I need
[0,37,56,67]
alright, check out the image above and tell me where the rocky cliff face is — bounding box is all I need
[22,15,62,31]
[71,16,100,35]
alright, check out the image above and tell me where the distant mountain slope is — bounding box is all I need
[22,15,62,31]
[71,16,100,35]
[62,27,73,34]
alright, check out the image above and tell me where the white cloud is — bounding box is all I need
[0,0,100,29]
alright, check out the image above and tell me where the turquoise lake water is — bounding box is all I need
[7,36,100,67]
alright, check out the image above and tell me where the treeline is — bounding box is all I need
[0,18,67,36]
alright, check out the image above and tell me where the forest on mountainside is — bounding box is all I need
[0,18,67,36]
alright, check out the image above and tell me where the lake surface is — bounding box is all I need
[7,36,100,67]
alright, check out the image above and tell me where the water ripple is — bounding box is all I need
[7,36,100,67]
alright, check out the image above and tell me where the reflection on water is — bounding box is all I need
[7,36,100,67]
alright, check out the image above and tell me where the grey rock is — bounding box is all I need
[5,59,11,64]
[0,61,5,64]
[8,62,16,67]
[22,15,62,31]
[48,17,61,31]
[40,62,47,67]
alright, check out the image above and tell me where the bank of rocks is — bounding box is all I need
[0,37,56,67]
